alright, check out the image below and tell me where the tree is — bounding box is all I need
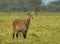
[46,0,60,12]
[0,0,42,12]
[30,0,42,15]
[6,0,15,15]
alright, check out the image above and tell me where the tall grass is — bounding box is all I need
[0,12,60,44]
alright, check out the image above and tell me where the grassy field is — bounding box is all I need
[0,12,60,44]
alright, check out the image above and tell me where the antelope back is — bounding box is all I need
[12,19,26,30]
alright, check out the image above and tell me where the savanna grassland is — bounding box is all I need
[0,12,60,44]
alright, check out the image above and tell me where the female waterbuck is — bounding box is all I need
[12,12,33,39]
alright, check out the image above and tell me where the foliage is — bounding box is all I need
[0,0,60,12]
[0,0,42,12]
[45,0,60,12]
[30,0,42,11]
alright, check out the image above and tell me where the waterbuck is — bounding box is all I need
[12,12,33,39]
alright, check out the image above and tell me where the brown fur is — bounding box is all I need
[12,12,33,39]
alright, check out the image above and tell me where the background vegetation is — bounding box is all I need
[0,0,60,12]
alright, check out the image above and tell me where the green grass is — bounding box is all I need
[0,12,60,44]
